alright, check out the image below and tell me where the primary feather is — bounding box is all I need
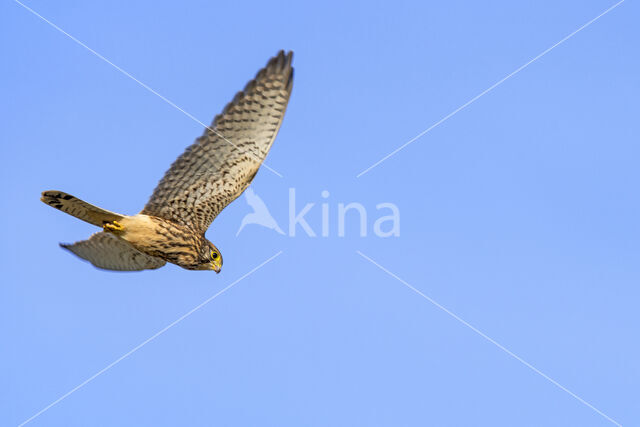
[141,50,294,234]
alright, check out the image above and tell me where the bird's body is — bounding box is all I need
[111,214,207,269]
[41,51,294,272]
[41,190,218,271]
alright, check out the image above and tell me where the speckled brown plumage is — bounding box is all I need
[41,51,294,272]
[60,232,166,271]
[141,50,294,234]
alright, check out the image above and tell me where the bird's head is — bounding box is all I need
[198,240,223,273]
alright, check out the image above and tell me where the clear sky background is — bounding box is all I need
[1,1,638,426]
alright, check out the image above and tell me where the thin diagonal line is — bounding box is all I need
[18,251,283,427]
[13,0,283,178]
[356,251,621,426]
[356,0,625,178]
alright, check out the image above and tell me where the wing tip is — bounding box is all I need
[264,50,293,75]
[59,242,78,252]
[253,50,293,83]
[210,50,294,128]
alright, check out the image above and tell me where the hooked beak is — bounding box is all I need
[211,261,221,274]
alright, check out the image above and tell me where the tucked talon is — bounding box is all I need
[104,220,125,232]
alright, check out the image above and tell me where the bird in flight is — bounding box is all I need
[41,51,294,273]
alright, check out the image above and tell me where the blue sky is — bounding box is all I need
[1,0,638,425]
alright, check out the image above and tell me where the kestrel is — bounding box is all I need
[41,51,294,273]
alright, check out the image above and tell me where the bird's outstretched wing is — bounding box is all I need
[141,50,294,234]
[60,232,166,271]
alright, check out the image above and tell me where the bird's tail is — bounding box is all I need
[41,190,124,228]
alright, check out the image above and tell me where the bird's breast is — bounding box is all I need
[119,215,201,263]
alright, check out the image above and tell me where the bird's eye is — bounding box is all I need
[211,251,218,260]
